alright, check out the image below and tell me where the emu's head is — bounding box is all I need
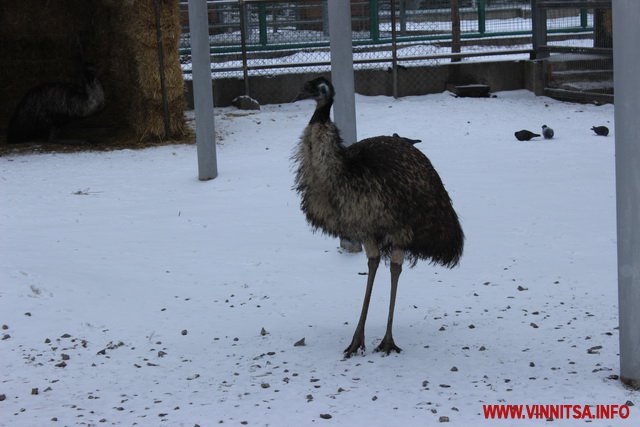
[295,77,335,105]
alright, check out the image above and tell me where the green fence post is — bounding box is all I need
[259,3,268,46]
[580,8,588,28]
[370,0,379,42]
[478,0,486,34]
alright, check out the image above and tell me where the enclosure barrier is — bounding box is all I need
[179,0,599,97]
[531,0,612,58]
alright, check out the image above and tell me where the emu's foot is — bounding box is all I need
[375,336,402,355]
[344,332,366,358]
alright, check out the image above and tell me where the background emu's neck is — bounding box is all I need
[310,99,333,124]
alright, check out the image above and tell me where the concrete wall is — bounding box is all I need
[184,60,528,109]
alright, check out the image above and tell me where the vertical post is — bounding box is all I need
[322,1,329,37]
[328,0,357,147]
[580,8,588,29]
[153,0,171,138]
[188,0,217,181]
[369,0,379,42]
[450,0,461,62]
[390,0,399,98]
[328,0,361,253]
[258,3,268,46]
[594,8,613,48]
[614,0,640,391]
[531,0,548,59]
[478,0,486,35]
[238,0,250,96]
[399,0,407,35]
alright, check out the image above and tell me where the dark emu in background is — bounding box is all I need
[293,77,464,358]
[7,65,105,143]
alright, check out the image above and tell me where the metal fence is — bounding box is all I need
[179,0,603,97]
[530,0,612,103]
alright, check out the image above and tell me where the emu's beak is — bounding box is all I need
[294,90,313,102]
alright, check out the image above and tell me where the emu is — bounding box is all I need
[7,65,105,144]
[293,77,464,357]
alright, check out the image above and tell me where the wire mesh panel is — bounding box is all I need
[178,1,610,99]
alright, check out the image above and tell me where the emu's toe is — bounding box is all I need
[344,334,366,358]
[375,337,402,355]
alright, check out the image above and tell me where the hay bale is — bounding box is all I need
[105,0,186,141]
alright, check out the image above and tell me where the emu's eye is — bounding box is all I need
[318,83,329,97]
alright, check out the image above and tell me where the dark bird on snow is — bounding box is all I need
[7,65,105,144]
[293,77,464,357]
[542,125,554,139]
[392,133,421,145]
[514,129,540,141]
[591,126,609,136]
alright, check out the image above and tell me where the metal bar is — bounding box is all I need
[238,0,250,96]
[186,48,535,75]
[477,0,486,35]
[154,0,171,139]
[399,0,406,35]
[369,0,379,42]
[580,7,588,28]
[450,0,461,62]
[531,0,548,59]
[329,0,361,253]
[258,2,268,46]
[540,45,612,55]
[538,0,610,7]
[187,0,218,181]
[614,0,640,391]
[329,0,357,147]
[390,0,398,98]
[178,26,593,56]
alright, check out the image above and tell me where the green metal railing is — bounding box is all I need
[178,0,596,75]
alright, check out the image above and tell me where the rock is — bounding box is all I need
[294,338,306,347]
[232,95,260,111]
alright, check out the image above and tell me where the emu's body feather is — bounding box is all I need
[7,68,105,143]
[294,111,463,268]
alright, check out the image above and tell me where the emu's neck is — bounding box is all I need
[310,99,333,124]
[296,112,346,189]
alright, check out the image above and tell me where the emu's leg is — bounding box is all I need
[344,241,380,358]
[376,249,403,355]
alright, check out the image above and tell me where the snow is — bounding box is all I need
[1,89,635,426]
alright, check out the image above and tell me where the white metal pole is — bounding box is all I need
[328,0,357,147]
[614,0,640,390]
[328,0,360,252]
[188,0,218,181]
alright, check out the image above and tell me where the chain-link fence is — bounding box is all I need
[179,1,604,98]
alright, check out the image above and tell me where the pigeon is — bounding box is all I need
[392,133,421,145]
[542,125,554,139]
[591,126,609,136]
[515,130,541,141]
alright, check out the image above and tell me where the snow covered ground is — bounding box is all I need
[1,89,635,426]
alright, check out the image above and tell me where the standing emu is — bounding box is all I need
[7,65,105,144]
[294,77,464,357]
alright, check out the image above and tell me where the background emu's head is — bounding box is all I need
[295,77,335,105]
